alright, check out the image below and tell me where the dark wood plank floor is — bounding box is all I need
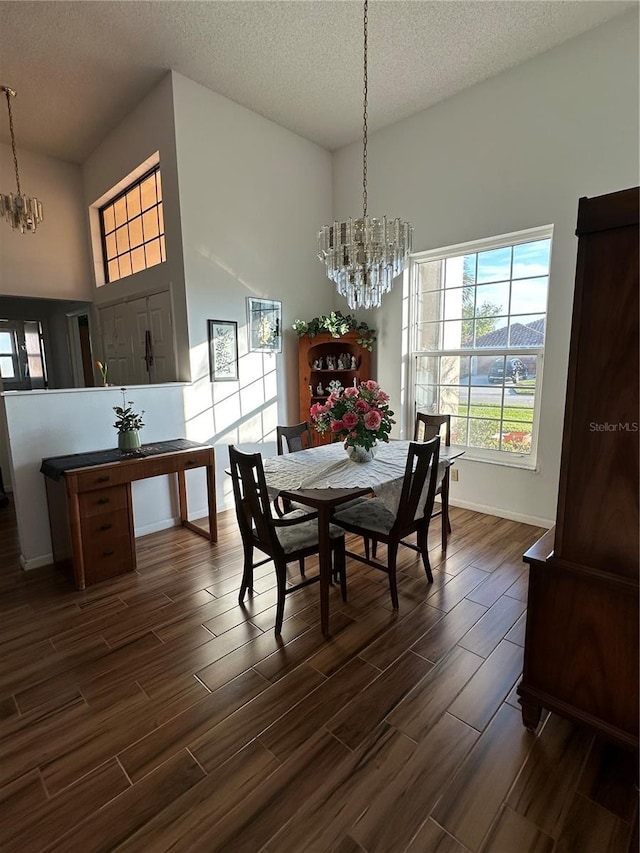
[0,497,636,852]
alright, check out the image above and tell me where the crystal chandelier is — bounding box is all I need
[0,86,43,234]
[317,0,411,310]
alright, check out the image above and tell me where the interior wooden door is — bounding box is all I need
[147,290,176,383]
[99,303,132,386]
[129,297,150,384]
[127,291,176,384]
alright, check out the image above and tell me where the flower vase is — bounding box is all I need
[118,429,141,453]
[345,444,377,464]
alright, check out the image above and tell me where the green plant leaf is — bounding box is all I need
[291,311,376,347]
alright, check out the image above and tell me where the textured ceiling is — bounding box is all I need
[0,0,635,164]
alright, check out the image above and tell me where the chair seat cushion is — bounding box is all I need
[274,510,344,554]
[333,498,396,536]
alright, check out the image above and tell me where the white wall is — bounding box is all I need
[171,72,334,506]
[332,10,640,527]
[82,73,191,381]
[0,144,92,300]
[1,384,211,568]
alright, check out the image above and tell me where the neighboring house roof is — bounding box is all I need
[525,318,546,336]
[475,318,545,348]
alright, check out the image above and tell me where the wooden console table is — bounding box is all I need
[41,439,217,589]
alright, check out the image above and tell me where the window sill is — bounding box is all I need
[453,448,539,472]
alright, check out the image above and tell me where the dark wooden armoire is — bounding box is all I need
[518,187,639,749]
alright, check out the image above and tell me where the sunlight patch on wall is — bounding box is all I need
[186,331,281,456]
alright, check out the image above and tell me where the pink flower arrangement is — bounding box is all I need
[310,380,395,451]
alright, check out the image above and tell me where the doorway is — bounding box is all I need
[67,312,96,387]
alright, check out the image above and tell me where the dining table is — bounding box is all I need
[261,439,464,637]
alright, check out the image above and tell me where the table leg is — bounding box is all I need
[67,490,86,590]
[441,468,450,551]
[317,503,332,638]
[178,461,218,543]
[206,458,217,543]
[177,469,188,524]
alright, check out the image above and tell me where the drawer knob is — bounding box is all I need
[187,459,196,465]
[96,476,110,483]
[99,523,112,531]
[103,549,115,556]
[97,498,110,505]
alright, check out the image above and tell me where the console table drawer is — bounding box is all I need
[82,533,135,585]
[79,485,128,517]
[140,449,212,478]
[73,450,212,491]
[81,508,131,540]
[75,466,132,491]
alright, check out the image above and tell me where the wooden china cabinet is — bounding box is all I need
[517,187,639,749]
[298,331,372,445]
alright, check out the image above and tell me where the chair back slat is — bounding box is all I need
[229,445,283,557]
[414,412,451,446]
[277,422,312,455]
[393,437,441,536]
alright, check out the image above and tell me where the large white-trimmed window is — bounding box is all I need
[0,320,48,389]
[0,326,19,380]
[99,166,165,283]
[409,226,552,468]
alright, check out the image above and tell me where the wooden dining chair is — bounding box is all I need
[229,445,347,634]
[276,420,369,528]
[332,437,441,609]
[276,421,313,455]
[414,412,452,550]
[275,418,367,568]
[274,421,313,517]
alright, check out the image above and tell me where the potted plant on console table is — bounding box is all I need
[293,312,376,446]
[113,388,145,453]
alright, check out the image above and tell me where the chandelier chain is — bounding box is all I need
[316,0,411,310]
[3,88,21,196]
[362,0,368,220]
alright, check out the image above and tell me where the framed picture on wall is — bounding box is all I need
[247,298,282,353]
[208,319,239,381]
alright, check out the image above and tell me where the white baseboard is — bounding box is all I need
[20,552,54,571]
[449,497,554,529]
[133,517,181,537]
[133,507,209,537]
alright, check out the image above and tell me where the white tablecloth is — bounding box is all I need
[262,440,448,515]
